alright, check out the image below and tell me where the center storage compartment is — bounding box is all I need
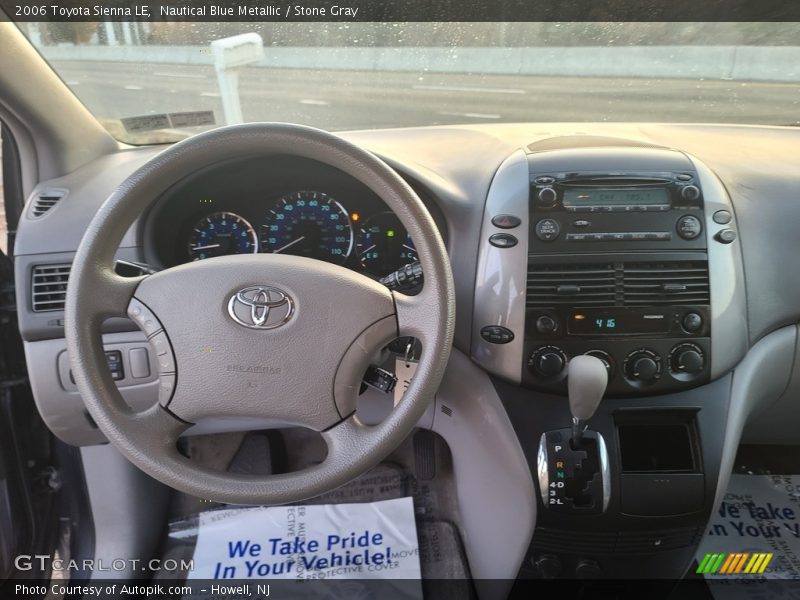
[619,423,695,472]
[615,409,705,516]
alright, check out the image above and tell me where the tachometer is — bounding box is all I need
[356,212,418,276]
[260,191,353,264]
[188,212,258,261]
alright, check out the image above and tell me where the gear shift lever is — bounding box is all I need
[567,355,608,446]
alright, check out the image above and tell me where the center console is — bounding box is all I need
[472,138,748,579]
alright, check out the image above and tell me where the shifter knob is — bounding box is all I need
[567,355,608,444]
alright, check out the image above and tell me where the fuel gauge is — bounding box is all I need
[356,212,417,277]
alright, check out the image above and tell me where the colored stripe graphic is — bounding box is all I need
[720,553,736,574]
[696,553,713,573]
[698,552,774,575]
[758,553,773,574]
[733,553,750,573]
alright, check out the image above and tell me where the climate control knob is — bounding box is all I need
[528,346,568,379]
[624,349,662,385]
[584,350,615,378]
[670,343,705,376]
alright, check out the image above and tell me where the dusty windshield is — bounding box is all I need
[16,22,800,144]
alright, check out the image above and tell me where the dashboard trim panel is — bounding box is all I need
[471,149,530,384]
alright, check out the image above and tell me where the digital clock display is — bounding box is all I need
[562,188,669,207]
[568,310,670,335]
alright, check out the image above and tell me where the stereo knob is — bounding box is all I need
[670,343,705,376]
[537,187,558,207]
[624,349,662,384]
[681,185,701,202]
[528,346,568,379]
[535,315,558,334]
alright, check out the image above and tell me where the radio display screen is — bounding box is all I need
[562,188,669,207]
[568,310,670,335]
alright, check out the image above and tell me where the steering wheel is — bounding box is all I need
[65,124,455,505]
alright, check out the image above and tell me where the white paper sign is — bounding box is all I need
[697,474,800,597]
[188,497,422,585]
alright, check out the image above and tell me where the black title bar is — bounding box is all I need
[1,0,799,22]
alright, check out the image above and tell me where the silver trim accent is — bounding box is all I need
[688,154,749,377]
[471,149,530,383]
[597,431,611,513]
[536,432,549,506]
[227,285,295,329]
[537,430,611,513]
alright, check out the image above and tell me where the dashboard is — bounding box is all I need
[10,120,800,585]
[144,156,444,279]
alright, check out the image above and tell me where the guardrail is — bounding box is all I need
[37,44,800,82]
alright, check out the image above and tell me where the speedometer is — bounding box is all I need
[188,212,258,261]
[260,191,353,264]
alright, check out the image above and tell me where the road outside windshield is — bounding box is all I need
[16,22,800,144]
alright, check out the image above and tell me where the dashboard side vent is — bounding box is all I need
[623,262,710,306]
[527,263,617,307]
[31,264,71,312]
[31,188,67,217]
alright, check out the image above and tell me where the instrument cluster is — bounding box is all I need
[147,157,435,279]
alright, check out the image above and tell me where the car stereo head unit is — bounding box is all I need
[530,172,707,252]
[536,174,701,213]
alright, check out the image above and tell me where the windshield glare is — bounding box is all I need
[17,22,800,144]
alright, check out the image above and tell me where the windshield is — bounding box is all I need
[17,22,800,144]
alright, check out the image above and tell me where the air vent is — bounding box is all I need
[623,262,710,306]
[527,263,618,307]
[31,188,67,217]
[527,260,709,308]
[31,264,71,312]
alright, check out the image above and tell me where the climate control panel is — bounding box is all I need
[520,338,710,396]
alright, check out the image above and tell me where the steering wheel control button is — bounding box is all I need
[676,215,703,240]
[129,348,150,379]
[480,325,515,344]
[127,299,163,337]
[529,346,568,379]
[713,210,732,224]
[155,350,176,374]
[489,233,518,248]
[715,229,738,244]
[158,374,176,406]
[535,218,561,242]
[105,350,124,381]
[682,312,703,333]
[491,214,521,229]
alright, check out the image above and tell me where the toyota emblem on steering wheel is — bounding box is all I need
[227,286,295,329]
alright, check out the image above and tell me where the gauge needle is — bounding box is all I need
[273,236,306,254]
[403,244,416,252]
[192,243,221,251]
